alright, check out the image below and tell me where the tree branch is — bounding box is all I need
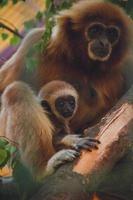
[0,22,23,38]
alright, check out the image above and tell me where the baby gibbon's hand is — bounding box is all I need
[45,149,80,175]
[61,134,100,151]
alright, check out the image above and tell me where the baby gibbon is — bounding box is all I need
[39,80,100,151]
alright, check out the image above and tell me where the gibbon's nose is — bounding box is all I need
[62,103,74,118]
[99,38,109,48]
[91,38,110,58]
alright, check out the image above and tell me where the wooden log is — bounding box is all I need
[74,103,133,175]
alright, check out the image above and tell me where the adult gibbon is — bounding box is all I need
[0,0,131,131]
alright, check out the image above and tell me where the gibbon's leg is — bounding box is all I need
[60,135,100,151]
[0,81,80,179]
[0,28,44,92]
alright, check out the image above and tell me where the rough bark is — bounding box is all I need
[30,86,133,200]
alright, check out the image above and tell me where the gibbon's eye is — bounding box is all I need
[70,99,75,106]
[106,26,120,45]
[67,96,76,109]
[85,23,105,39]
[57,99,64,107]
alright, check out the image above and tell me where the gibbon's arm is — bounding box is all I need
[0,28,44,92]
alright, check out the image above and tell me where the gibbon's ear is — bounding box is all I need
[40,100,52,113]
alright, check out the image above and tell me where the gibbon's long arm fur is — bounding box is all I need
[0,1,132,134]
[0,28,44,91]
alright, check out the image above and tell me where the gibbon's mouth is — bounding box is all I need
[61,111,74,118]
[88,41,112,62]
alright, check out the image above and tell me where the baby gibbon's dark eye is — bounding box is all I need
[67,96,76,109]
[69,99,75,106]
[57,99,64,107]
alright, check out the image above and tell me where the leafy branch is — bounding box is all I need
[0,137,18,169]
[0,0,25,7]
[0,22,23,38]
[42,0,73,50]
[25,0,74,70]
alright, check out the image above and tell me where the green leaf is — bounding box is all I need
[0,138,9,148]
[41,0,73,51]
[36,11,43,21]
[1,33,9,40]
[46,0,52,9]
[0,0,8,7]
[12,0,18,4]
[24,20,36,31]
[34,41,42,53]
[0,148,10,168]
[60,1,72,9]
[5,144,17,154]
[10,35,21,46]
[26,58,38,72]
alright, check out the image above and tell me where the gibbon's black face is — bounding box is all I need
[85,22,120,61]
[55,95,76,119]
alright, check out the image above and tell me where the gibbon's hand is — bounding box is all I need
[61,134,100,151]
[45,149,80,175]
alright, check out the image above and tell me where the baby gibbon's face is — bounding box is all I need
[55,95,76,119]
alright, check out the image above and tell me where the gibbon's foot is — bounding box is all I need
[46,149,80,174]
[61,135,100,151]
